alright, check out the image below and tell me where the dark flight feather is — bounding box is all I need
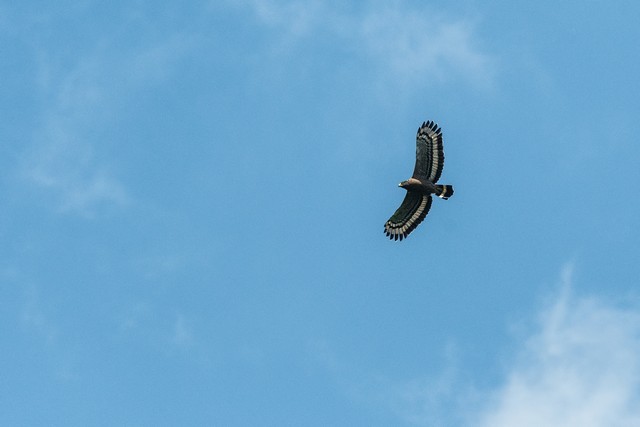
[413,121,444,183]
[384,193,432,240]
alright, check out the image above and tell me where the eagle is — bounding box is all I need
[384,120,454,241]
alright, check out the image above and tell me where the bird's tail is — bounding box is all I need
[435,185,454,199]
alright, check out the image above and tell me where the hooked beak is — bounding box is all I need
[398,183,403,187]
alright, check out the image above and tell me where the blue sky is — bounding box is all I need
[2,1,640,425]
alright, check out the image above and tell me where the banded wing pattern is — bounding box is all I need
[413,120,444,183]
[384,192,433,241]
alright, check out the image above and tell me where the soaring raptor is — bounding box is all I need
[384,120,454,241]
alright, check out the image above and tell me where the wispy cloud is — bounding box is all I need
[25,133,130,217]
[246,0,323,37]
[355,8,494,89]
[475,265,640,427]
[21,29,193,217]
[237,0,495,89]
[117,303,197,352]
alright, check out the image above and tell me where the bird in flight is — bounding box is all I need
[384,120,454,241]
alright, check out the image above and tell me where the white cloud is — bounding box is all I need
[474,265,640,427]
[332,264,640,427]
[238,0,494,89]
[355,9,493,89]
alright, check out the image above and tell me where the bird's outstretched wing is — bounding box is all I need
[413,120,444,183]
[384,192,432,241]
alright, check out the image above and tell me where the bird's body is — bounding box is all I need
[398,177,438,194]
[384,120,454,241]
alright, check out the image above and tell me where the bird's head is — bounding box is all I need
[399,178,420,188]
